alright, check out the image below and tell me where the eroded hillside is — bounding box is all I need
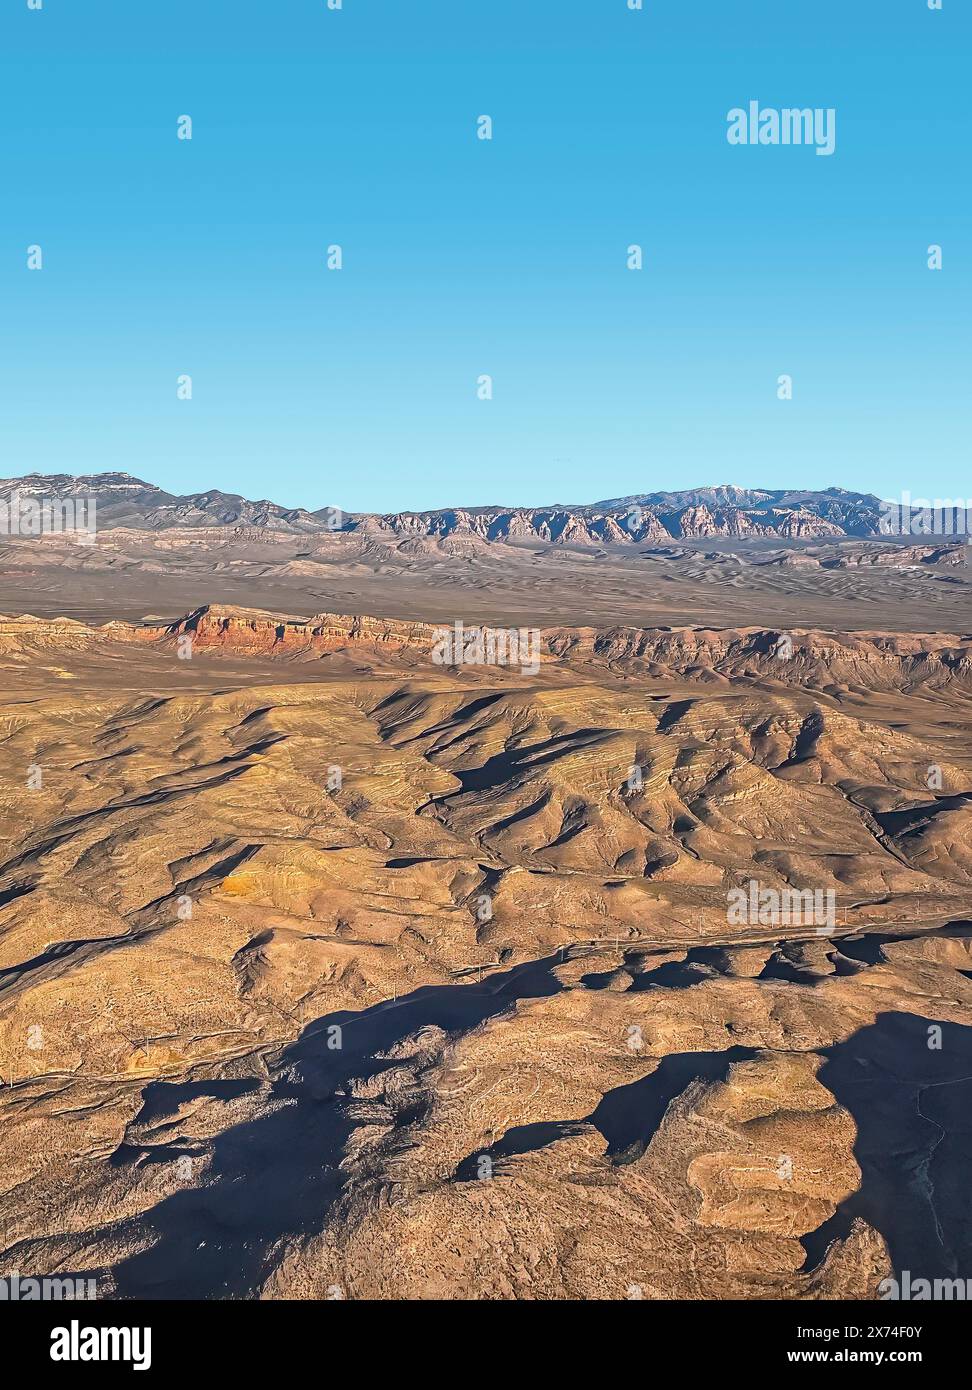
[1,609,971,1298]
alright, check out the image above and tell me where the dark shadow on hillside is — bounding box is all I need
[801,1011,972,1282]
[108,952,564,1300]
[454,1045,757,1178]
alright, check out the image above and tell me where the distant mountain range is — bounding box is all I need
[0,472,941,544]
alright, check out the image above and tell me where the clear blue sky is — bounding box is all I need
[1,0,968,513]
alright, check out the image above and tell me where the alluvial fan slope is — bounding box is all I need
[1,608,971,1299]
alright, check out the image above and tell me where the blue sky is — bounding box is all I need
[1,0,968,513]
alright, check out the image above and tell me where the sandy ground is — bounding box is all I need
[0,530,969,632]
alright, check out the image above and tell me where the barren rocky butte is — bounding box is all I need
[1,603,971,1300]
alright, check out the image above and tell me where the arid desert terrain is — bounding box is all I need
[1,481,971,1300]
